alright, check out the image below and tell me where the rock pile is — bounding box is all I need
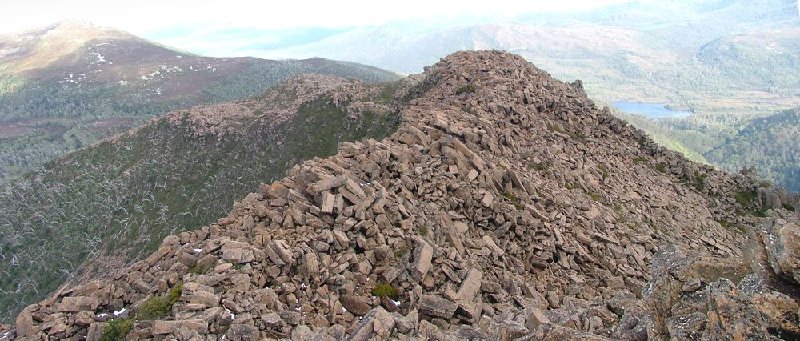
[3,50,800,340]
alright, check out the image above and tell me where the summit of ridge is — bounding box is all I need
[3,50,800,340]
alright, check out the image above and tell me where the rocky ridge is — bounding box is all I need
[3,50,800,340]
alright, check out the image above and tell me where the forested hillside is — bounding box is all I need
[0,74,415,322]
[706,108,800,191]
[0,22,398,183]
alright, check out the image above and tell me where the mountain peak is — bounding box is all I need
[15,20,132,42]
[4,50,800,340]
[0,21,138,74]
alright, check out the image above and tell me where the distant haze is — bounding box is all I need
[1,0,634,56]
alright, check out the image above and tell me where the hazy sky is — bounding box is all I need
[1,0,633,34]
[1,0,634,57]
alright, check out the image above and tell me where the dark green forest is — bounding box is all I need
[0,59,398,184]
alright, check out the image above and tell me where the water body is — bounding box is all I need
[612,101,693,119]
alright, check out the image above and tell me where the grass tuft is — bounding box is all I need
[371,282,399,299]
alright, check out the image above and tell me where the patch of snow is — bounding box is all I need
[193,248,203,253]
[113,307,127,316]
[97,313,109,318]
[300,282,307,289]
[342,307,347,313]
[176,55,183,59]
[225,308,235,319]
[391,299,401,306]
[95,42,111,46]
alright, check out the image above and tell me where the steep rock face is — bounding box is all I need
[3,51,800,340]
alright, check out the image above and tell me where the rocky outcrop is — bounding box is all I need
[2,50,799,340]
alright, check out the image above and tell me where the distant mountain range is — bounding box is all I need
[246,0,800,192]
[0,21,399,184]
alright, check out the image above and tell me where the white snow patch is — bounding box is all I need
[391,299,401,306]
[113,308,126,316]
[193,248,203,253]
[300,282,307,289]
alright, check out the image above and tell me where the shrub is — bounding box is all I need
[503,191,524,209]
[688,172,707,192]
[188,262,212,275]
[734,189,770,217]
[394,245,410,258]
[371,282,399,299]
[598,164,609,181]
[136,282,183,320]
[455,84,476,95]
[530,161,552,172]
[569,131,587,142]
[101,318,133,341]
[735,189,758,207]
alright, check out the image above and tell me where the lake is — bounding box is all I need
[612,101,693,119]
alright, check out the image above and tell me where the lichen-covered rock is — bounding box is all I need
[762,215,800,284]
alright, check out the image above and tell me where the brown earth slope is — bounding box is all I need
[3,51,800,340]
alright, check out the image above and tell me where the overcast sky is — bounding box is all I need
[1,0,634,33]
[1,0,634,56]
